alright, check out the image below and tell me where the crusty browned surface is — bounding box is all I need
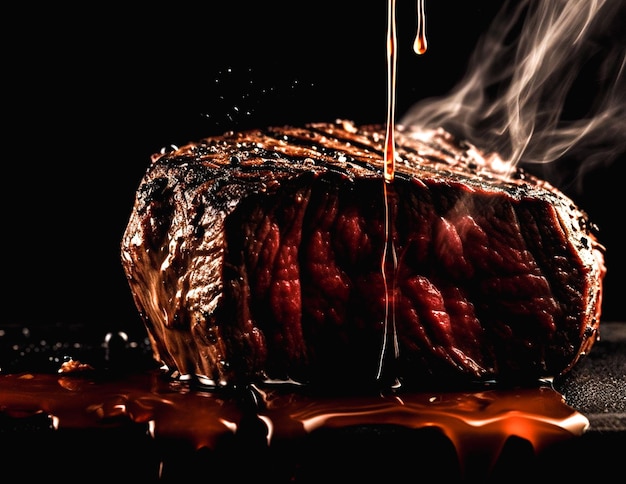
[121,120,605,388]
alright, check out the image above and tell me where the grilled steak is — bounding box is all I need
[120,119,606,389]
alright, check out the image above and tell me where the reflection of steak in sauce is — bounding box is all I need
[120,119,605,389]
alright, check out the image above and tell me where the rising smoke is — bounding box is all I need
[401,0,626,191]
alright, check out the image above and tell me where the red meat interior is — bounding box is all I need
[223,177,583,386]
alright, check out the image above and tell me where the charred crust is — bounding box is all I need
[121,120,606,387]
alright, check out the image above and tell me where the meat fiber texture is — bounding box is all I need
[121,119,606,389]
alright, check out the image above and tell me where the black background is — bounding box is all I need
[3,1,624,342]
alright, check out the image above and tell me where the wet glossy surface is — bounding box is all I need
[0,322,624,482]
[0,370,585,481]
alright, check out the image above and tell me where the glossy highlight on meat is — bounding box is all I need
[120,119,605,389]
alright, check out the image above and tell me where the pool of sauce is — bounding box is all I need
[0,358,589,482]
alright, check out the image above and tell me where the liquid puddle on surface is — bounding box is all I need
[0,368,589,480]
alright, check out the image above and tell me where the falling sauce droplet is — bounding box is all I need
[414,0,428,55]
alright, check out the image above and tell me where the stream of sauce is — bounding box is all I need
[378,0,428,386]
[383,0,428,182]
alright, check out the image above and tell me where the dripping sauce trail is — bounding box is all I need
[378,0,428,386]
